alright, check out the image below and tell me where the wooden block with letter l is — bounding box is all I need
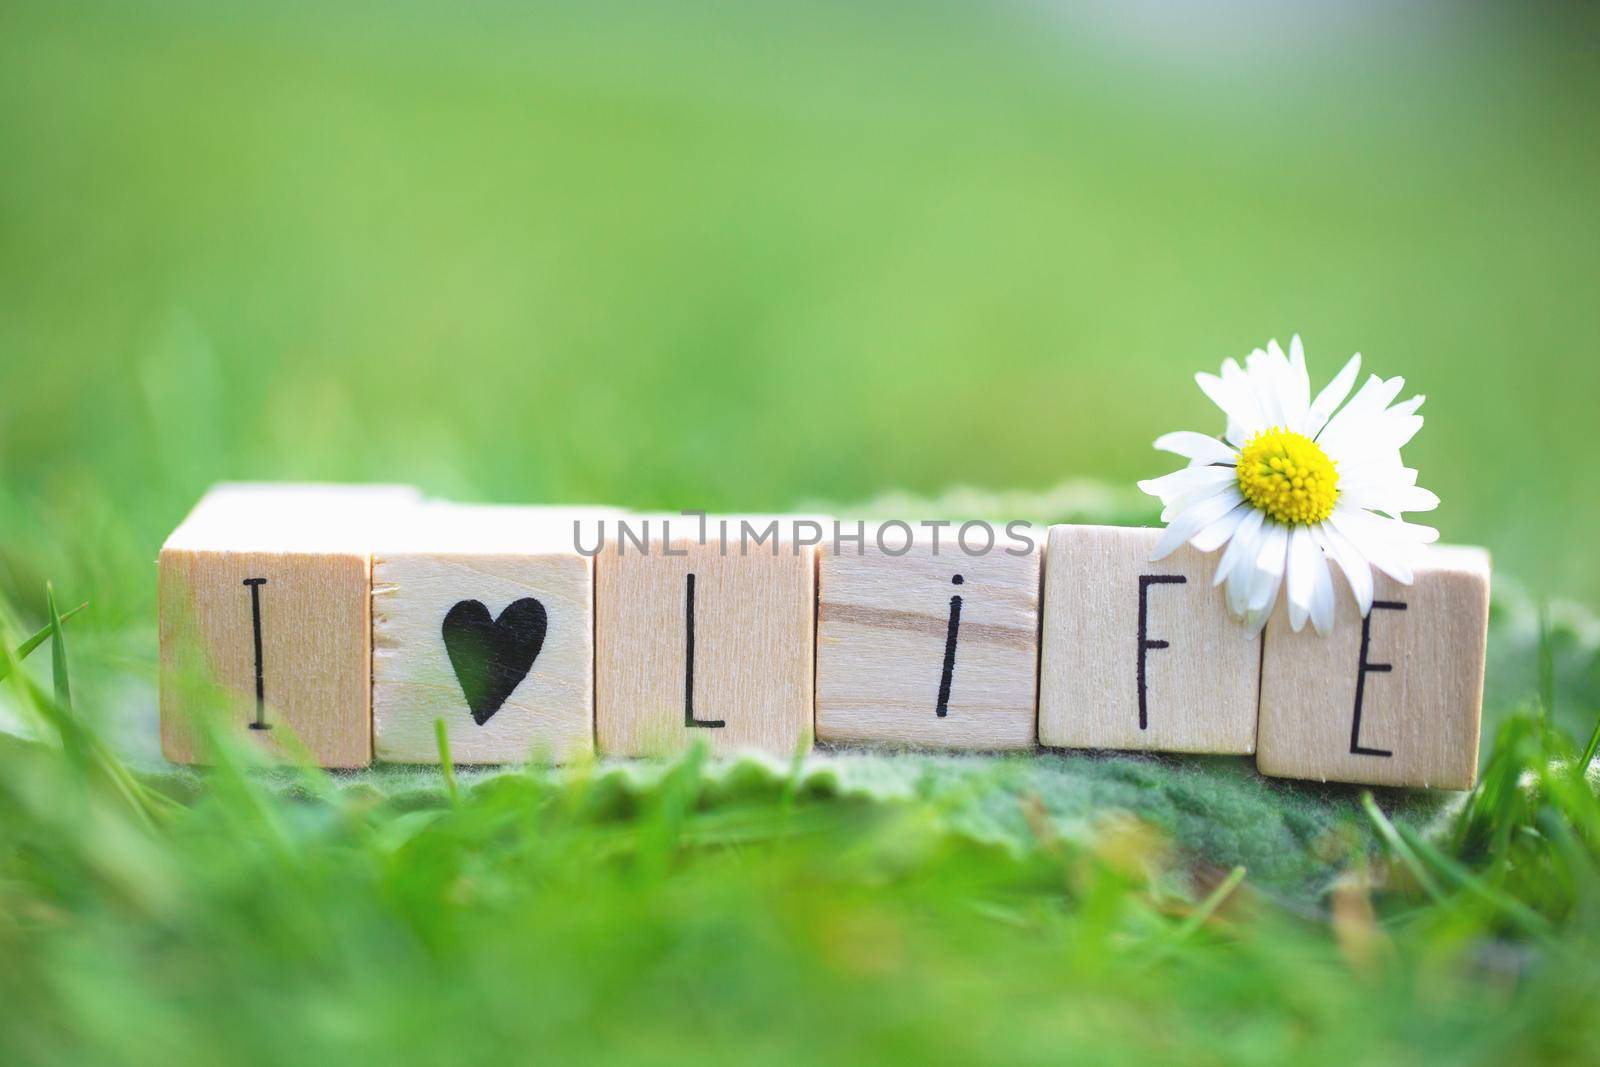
[372,505,619,765]
[1255,545,1489,790]
[1038,524,1260,754]
[816,525,1040,749]
[159,483,421,768]
[595,514,819,758]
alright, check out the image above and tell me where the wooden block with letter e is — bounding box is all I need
[159,483,421,768]
[1256,545,1489,790]
[372,505,619,765]
[595,514,818,758]
[1038,524,1260,754]
[816,526,1040,749]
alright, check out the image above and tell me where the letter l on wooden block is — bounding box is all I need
[1038,524,1260,754]
[595,516,817,758]
[1255,545,1489,790]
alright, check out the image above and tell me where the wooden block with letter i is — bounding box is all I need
[1256,545,1489,790]
[595,514,818,758]
[372,505,616,765]
[159,483,421,768]
[1038,524,1260,754]
[816,528,1040,749]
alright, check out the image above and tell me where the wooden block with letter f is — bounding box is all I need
[1256,545,1489,790]
[595,514,819,758]
[372,505,618,765]
[1038,524,1260,754]
[159,483,421,768]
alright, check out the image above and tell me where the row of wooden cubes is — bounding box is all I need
[158,485,1490,789]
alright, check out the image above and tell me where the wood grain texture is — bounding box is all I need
[372,505,615,765]
[159,484,421,768]
[816,532,1039,749]
[1038,524,1260,754]
[1256,544,1489,790]
[595,518,816,758]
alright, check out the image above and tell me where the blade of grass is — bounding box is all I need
[436,718,460,806]
[1537,601,1554,725]
[1361,792,1447,903]
[1392,821,1554,940]
[1172,865,1247,942]
[0,601,87,683]
[47,583,71,711]
[1578,710,1600,777]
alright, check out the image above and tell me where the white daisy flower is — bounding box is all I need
[1138,336,1440,637]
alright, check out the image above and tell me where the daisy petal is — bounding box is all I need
[1150,487,1245,560]
[1341,481,1441,517]
[1138,464,1237,502]
[1160,473,1247,521]
[1307,352,1360,436]
[1308,548,1336,636]
[1317,374,1406,456]
[1250,523,1289,612]
[1329,506,1418,584]
[1312,521,1373,616]
[1212,506,1267,588]
[1196,369,1262,443]
[1190,501,1252,553]
[1286,335,1312,430]
[1247,344,1291,429]
[1286,525,1318,632]
[1243,566,1282,634]
[1153,431,1238,466]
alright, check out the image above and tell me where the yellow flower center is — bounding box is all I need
[1235,427,1339,526]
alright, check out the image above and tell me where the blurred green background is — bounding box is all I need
[4,6,1600,1064]
[2,0,1598,623]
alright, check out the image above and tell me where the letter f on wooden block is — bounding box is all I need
[1038,525,1260,754]
[1256,545,1489,790]
[159,483,422,768]
[595,517,817,757]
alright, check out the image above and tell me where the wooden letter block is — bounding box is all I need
[1038,524,1260,754]
[1256,545,1489,790]
[372,506,615,765]
[595,517,816,758]
[816,531,1039,749]
[159,483,421,768]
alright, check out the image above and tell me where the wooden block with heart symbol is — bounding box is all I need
[1038,524,1261,754]
[372,505,619,764]
[160,483,423,768]
[595,514,819,758]
[1255,545,1490,790]
[816,526,1041,749]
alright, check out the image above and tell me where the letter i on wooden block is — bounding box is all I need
[159,483,422,768]
[1038,525,1260,754]
[372,506,619,764]
[816,526,1040,749]
[595,515,818,758]
[1256,545,1489,790]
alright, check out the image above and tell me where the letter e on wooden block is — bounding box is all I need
[1256,545,1489,790]
[595,516,817,758]
[1038,525,1260,754]
[816,529,1039,749]
[372,505,617,765]
[159,483,422,768]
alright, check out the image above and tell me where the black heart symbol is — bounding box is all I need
[441,598,548,726]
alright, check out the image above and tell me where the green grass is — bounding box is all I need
[4,1,1600,1062]
[3,576,1600,1064]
